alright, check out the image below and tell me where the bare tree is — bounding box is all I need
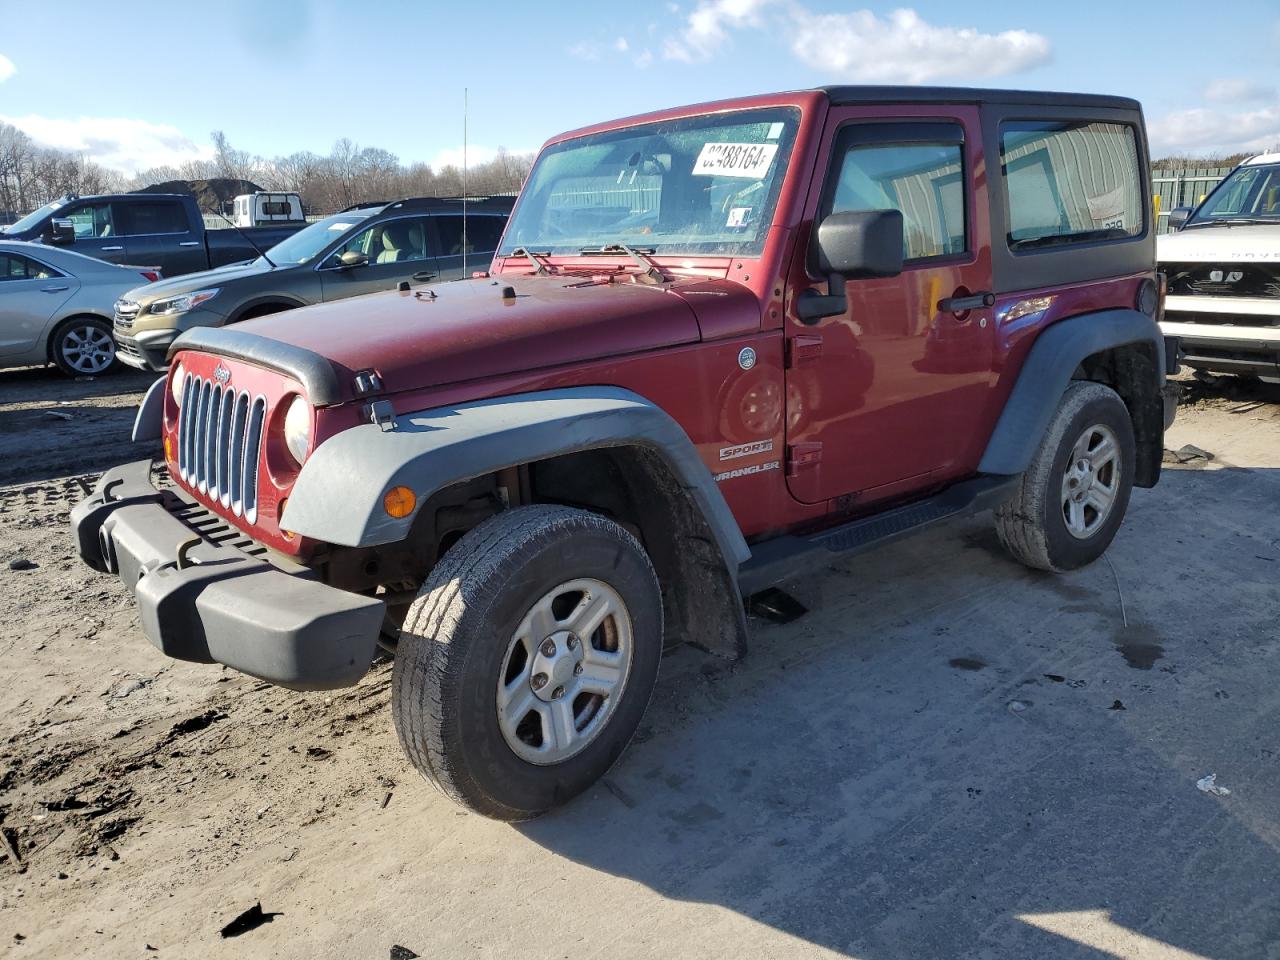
[1,123,532,222]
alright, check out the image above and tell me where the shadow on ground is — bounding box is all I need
[516,467,1280,958]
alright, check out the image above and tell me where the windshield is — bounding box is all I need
[500,107,800,258]
[3,199,66,234]
[261,211,374,264]
[1188,163,1280,225]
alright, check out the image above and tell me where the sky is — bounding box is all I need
[1,0,1278,176]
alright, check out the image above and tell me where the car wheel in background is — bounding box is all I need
[50,317,117,377]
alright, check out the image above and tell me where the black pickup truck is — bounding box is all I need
[0,193,305,279]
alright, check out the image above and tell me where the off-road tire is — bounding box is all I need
[392,505,663,820]
[994,381,1135,572]
[50,316,117,377]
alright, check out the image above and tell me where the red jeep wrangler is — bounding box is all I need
[72,86,1177,820]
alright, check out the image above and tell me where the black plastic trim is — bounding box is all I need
[166,327,346,406]
[739,475,1019,595]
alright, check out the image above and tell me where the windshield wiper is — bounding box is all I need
[507,247,555,276]
[579,243,667,283]
[1192,216,1279,227]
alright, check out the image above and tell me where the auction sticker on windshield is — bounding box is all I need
[693,142,778,179]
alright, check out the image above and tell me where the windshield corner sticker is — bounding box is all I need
[726,206,754,228]
[692,142,779,180]
[719,439,774,462]
[766,122,784,140]
[714,460,780,483]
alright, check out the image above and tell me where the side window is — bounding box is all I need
[0,253,60,280]
[0,253,25,280]
[117,201,188,236]
[334,218,430,264]
[454,215,506,254]
[63,202,115,239]
[827,127,966,261]
[434,215,467,256]
[1001,121,1143,248]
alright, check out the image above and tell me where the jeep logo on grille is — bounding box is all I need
[213,364,231,385]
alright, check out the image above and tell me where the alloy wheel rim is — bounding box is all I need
[496,577,633,765]
[1060,423,1120,540]
[60,325,115,375]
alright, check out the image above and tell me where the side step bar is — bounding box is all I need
[738,475,1020,596]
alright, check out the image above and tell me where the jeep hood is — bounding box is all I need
[231,274,750,397]
[1158,224,1280,263]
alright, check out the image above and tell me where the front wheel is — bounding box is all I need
[392,505,663,820]
[50,316,117,377]
[994,381,1135,572]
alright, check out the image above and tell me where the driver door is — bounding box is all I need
[318,216,435,300]
[58,201,128,264]
[784,108,997,506]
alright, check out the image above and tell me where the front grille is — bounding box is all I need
[176,374,266,523]
[116,339,145,364]
[1164,262,1280,298]
[114,299,140,330]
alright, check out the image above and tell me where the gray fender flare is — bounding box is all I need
[281,386,751,570]
[132,376,165,442]
[978,308,1165,476]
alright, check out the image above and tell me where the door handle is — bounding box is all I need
[40,285,69,293]
[178,241,201,247]
[412,271,436,282]
[938,291,994,313]
[101,245,124,252]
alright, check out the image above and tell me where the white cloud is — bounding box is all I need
[568,36,655,67]
[789,8,1051,83]
[1148,103,1280,156]
[0,54,14,83]
[0,114,213,175]
[1203,78,1275,104]
[663,0,773,61]
[658,3,1049,81]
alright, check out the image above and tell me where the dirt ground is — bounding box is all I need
[1,365,1278,960]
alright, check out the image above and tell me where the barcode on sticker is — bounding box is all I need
[692,142,778,179]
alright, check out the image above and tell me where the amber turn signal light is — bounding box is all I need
[383,486,417,519]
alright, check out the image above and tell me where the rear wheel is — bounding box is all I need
[392,505,663,820]
[995,381,1135,572]
[50,316,116,377]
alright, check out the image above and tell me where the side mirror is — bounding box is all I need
[798,209,904,324]
[43,218,75,246]
[327,248,368,271]
[1167,207,1192,231]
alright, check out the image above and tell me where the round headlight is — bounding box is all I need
[170,362,185,406]
[283,395,312,465]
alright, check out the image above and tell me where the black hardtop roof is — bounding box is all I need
[819,85,1141,112]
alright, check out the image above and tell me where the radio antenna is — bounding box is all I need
[462,87,468,278]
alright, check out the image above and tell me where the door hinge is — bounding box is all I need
[786,441,823,476]
[366,399,397,432]
[785,335,823,368]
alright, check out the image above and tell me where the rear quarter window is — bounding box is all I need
[1001,121,1143,251]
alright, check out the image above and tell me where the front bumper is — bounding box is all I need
[1161,319,1280,377]
[114,307,228,372]
[69,460,384,691]
[114,328,177,372]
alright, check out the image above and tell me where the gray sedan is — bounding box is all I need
[0,240,159,376]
